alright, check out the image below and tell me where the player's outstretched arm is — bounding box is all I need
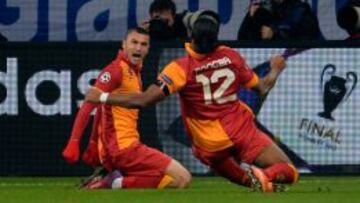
[85,84,166,109]
[251,55,286,96]
[62,102,97,164]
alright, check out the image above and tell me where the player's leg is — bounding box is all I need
[105,168,190,189]
[83,167,179,189]
[86,170,172,189]
[211,156,253,187]
[234,127,298,192]
[253,142,299,184]
[107,160,190,189]
[79,166,107,188]
[207,151,275,191]
[163,159,192,188]
[87,142,191,189]
[240,132,298,191]
[192,145,255,188]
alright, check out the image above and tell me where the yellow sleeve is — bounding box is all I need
[158,61,187,94]
[244,73,259,89]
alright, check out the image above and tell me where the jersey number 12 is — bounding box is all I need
[196,68,236,105]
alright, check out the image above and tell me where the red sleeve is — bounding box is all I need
[229,49,259,88]
[94,60,122,92]
[90,106,101,141]
[69,102,97,141]
[81,106,101,167]
[68,60,121,142]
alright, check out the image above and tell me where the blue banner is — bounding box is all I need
[0,0,351,41]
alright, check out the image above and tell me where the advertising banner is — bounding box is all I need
[0,0,349,41]
[257,48,360,169]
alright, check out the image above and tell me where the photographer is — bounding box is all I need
[237,0,323,41]
[337,0,360,40]
[142,0,188,42]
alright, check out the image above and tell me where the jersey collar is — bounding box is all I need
[185,43,206,60]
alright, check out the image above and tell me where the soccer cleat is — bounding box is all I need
[272,183,288,192]
[83,176,109,189]
[246,166,273,192]
[78,166,106,189]
[83,170,123,190]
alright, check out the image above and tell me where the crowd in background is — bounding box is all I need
[140,0,360,42]
[0,0,359,42]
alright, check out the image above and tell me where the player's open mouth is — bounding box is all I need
[132,53,142,59]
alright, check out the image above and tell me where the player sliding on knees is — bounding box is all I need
[62,27,191,189]
[85,10,299,192]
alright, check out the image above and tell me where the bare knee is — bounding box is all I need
[165,160,192,188]
[179,170,192,188]
[171,169,192,188]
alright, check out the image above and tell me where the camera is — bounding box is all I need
[337,5,360,34]
[182,10,220,31]
[149,16,173,39]
[252,0,272,11]
[150,15,169,27]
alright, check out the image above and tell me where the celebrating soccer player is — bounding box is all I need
[62,27,191,189]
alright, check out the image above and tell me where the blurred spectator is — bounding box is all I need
[142,0,220,43]
[337,0,360,40]
[237,0,323,41]
[0,33,7,42]
[142,0,188,42]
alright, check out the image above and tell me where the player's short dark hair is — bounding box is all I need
[191,12,220,54]
[126,27,150,38]
[149,0,176,15]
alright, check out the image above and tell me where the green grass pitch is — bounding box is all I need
[0,176,359,203]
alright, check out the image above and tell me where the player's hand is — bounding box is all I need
[85,87,103,104]
[270,55,286,74]
[141,19,150,31]
[82,140,100,167]
[62,139,80,164]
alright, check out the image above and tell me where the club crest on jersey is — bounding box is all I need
[161,75,173,85]
[100,72,111,83]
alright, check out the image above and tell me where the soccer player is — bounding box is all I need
[85,11,299,192]
[62,27,191,189]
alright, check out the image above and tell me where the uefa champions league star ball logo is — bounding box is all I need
[318,64,357,121]
[100,72,111,83]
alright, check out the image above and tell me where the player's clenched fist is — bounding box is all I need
[270,55,286,73]
[62,139,80,164]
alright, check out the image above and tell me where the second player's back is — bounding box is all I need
[177,46,256,120]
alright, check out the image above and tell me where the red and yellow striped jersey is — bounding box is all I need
[158,43,259,152]
[95,51,142,159]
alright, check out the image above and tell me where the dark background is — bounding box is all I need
[1,41,359,176]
